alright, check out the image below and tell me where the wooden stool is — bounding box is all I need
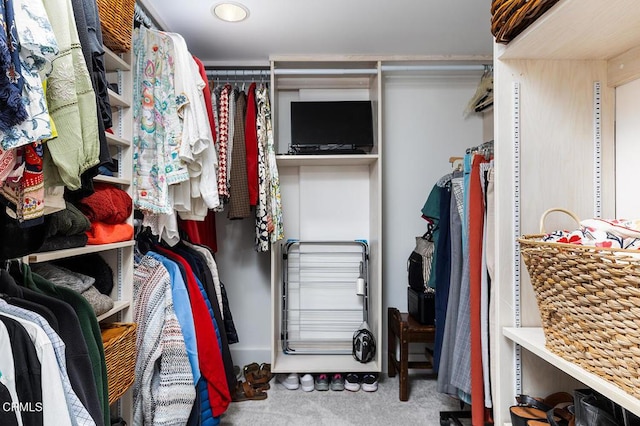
[387,306,436,401]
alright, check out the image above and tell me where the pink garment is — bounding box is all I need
[0,148,16,183]
[216,85,231,198]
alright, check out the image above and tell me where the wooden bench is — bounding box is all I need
[387,307,436,401]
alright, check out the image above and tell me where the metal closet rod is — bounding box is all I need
[271,64,491,75]
[381,64,490,72]
[134,3,160,30]
[274,68,377,75]
[206,69,270,76]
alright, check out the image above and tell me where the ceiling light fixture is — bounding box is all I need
[212,2,249,23]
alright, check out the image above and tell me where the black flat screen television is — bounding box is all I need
[290,100,374,154]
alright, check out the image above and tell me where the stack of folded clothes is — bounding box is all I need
[53,253,114,296]
[32,262,115,317]
[76,182,134,244]
[36,201,91,252]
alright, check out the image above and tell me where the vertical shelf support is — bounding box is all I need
[512,81,522,396]
[593,81,602,219]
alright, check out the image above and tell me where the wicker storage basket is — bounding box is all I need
[491,0,561,44]
[101,322,137,404]
[519,208,640,398]
[96,0,135,53]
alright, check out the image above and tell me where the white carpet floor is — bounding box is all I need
[219,372,470,425]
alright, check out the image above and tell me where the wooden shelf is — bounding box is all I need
[105,132,130,147]
[109,89,130,109]
[276,154,379,167]
[503,327,640,417]
[28,240,135,263]
[97,300,130,322]
[93,175,130,185]
[499,0,640,60]
[104,47,131,72]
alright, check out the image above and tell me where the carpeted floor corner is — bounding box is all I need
[220,373,469,425]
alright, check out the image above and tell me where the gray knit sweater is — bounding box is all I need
[133,255,195,425]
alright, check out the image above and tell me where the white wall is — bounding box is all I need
[382,72,485,312]
[615,78,640,218]
[217,72,486,369]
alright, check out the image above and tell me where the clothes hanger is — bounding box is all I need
[464,64,493,117]
[449,156,464,172]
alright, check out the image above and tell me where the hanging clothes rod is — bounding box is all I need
[206,69,270,77]
[271,65,491,75]
[381,64,490,72]
[273,68,378,75]
[134,3,160,30]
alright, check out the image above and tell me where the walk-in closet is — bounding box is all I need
[2,0,640,425]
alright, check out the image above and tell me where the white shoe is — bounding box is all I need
[300,374,314,392]
[277,373,300,390]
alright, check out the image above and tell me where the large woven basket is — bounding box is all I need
[96,0,135,53]
[102,322,137,404]
[491,0,561,44]
[519,208,640,398]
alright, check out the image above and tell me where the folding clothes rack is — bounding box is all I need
[281,240,369,355]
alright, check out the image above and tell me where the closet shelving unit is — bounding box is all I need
[267,55,491,375]
[269,57,383,374]
[26,46,134,422]
[27,45,134,321]
[493,0,640,424]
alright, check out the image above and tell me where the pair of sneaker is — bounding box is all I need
[344,373,378,392]
[276,373,316,391]
[314,373,344,391]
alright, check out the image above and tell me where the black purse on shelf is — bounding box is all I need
[407,223,435,292]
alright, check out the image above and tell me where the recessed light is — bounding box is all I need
[212,2,249,23]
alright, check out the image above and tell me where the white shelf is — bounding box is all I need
[271,58,383,375]
[103,47,131,72]
[105,132,130,147]
[97,300,130,322]
[28,240,135,263]
[109,89,130,109]
[272,351,381,374]
[503,327,640,417]
[500,0,640,60]
[276,154,378,167]
[94,175,131,186]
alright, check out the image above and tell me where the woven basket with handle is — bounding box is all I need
[519,208,640,398]
[101,322,137,404]
[96,0,135,53]
[491,0,561,44]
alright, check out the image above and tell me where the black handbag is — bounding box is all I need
[407,223,435,292]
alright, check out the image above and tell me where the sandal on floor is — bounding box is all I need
[245,363,273,389]
[244,377,270,391]
[258,363,272,382]
[232,380,268,402]
[510,393,573,426]
[242,362,260,379]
